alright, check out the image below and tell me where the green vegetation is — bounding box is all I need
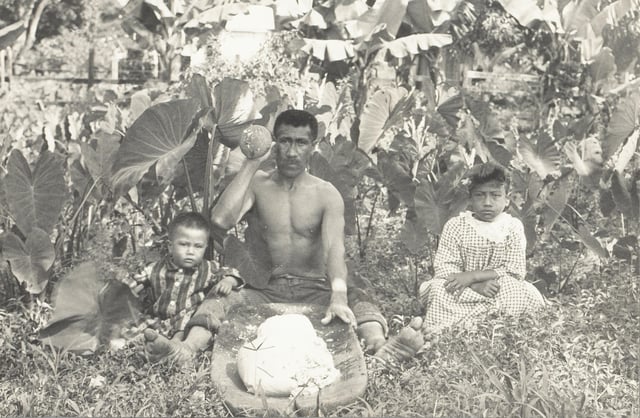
[0,0,638,416]
[0,224,637,416]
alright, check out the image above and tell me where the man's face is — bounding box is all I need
[469,181,509,222]
[168,226,208,269]
[274,124,314,179]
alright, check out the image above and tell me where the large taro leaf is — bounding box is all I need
[324,136,372,191]
[172,130,209,196]
[589,47,616,88]
[212,78,257,148]
[308,152,358,235]
[69,159,92,197]
[614,129,638,173]
[541,175,571,233]
[111,98,201,196]
[400,210,429,254]
[509,205,538,253]
[612,235,638,260]
[129,90,152,123]
[437,93,464,127]
[223,232,272,290]
[518,132,561,179]
[377,149,416,211]
[599,188,616,217]
[310,138,371,235]
[3,228,55,294]
[414,180,448,235]
[611,170,637,220]
[358,87,412,154]
[39,261,140,353]
[576,224,609,258]
[4,150,67,236]
[81,132,121,186]
[187,73,213,110]
[486,140,513,167]
[604,93,640,158]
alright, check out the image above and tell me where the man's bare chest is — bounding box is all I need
[254,189,323,237]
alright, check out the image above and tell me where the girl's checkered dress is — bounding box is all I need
[420,211,544,333]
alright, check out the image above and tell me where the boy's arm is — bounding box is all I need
[209,260,244,289]
[207,261,244,296]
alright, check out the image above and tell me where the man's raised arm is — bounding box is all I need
[210,159,262,230]
[319,184,356,327]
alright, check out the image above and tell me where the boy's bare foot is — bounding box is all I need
[144,329,195,364]
[374,317,424,364]
[357,321,387,353]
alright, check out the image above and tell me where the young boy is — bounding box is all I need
[121,212,243,341]
[419,162,545,333]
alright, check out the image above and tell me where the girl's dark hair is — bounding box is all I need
[273,109,318,140]
[168,212,210,239]
[468,162,510,192]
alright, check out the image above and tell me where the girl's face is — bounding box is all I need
[469,181,508,222]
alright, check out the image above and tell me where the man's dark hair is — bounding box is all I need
[168,212,210,239]
[468,162,510,192]
[273,109,318,141]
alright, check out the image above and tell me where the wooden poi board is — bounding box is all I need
[210,303,367,416]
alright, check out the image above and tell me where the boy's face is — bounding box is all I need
[168,226,208,269]
[470,181,509,222]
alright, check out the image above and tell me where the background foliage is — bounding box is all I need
[0,0,638,416]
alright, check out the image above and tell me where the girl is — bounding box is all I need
[419,163,544,332]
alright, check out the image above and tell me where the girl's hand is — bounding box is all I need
[470,280,500,298]
[213,276,237,296]
[444,273,474,295]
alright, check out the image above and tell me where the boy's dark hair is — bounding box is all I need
[468,162,510,192]
[168,212,210,239]
[273,109,318,141]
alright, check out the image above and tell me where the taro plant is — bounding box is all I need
[110,75,258,218]
[0,150,66,294]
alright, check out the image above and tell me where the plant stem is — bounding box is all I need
[181,158,198,212]
[56,177,98,261]
[68,177,98,227]
[124,194,162,235]
[559,248,583,292]
[365,188,380,240]
[202,123,219,219]
[355,208,364,259]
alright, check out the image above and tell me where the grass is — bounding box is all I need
[1,217,638,417]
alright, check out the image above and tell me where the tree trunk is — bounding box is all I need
[22,0,51,52]
[9,0,36,60]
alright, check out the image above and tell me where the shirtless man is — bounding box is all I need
[144,110,424,363]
